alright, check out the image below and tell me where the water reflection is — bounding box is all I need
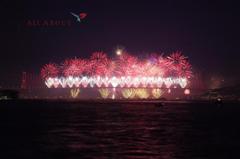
[0,102,240,158]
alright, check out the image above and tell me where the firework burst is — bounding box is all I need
[135,88,150,99]
[41,50,192,89]
[152,89,164,99]
[41,63,59,79]
[122,88,136,99]
[63,59,86,77]
[99,88,110,99]
[70,88,80,98]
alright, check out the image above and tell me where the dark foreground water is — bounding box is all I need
[0,101,240,159]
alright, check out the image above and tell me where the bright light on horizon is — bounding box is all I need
[184,89,190,95]
[116,49,122,56]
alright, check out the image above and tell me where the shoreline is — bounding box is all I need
[1,98,239,105]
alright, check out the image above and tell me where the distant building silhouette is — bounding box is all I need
[21,72,43,89]
[21,72,27,89]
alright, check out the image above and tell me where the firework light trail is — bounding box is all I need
[122,88,135,99]
[152,89,164,99]
[99,88,110,99]
[70,88,80,98]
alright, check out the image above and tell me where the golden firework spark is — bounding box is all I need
[99,88,110,99]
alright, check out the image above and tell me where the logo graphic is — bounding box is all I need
[70,12,87,23]
[25,12,88,27]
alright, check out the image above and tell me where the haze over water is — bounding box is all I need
[0,101,239,158]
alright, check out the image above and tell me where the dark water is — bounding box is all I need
[0,101,240,159]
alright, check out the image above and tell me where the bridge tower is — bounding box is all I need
[21,72,27,89]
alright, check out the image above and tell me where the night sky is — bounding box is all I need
[1,0,240,86]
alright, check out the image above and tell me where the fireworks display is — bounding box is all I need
[70,88,80,98]
[98,88,110,99]
[41,51,192,90]
[135,88,150,99]
[152,89,164,99]
[40,51,193,99]
[122,88,136,99]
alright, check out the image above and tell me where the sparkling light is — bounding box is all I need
[70,88,80,98]
[112,94,115,99]
[135,88,149,99]
[184,89,190,95]
[116,49,122,56]
[98,88,110,99]
[152,89,164,99]
[41,63,59,79]
[45,76,188,89]
[167,89,171,94]
[122,88,135,99]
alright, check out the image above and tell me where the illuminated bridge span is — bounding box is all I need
[45,76,188,88]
